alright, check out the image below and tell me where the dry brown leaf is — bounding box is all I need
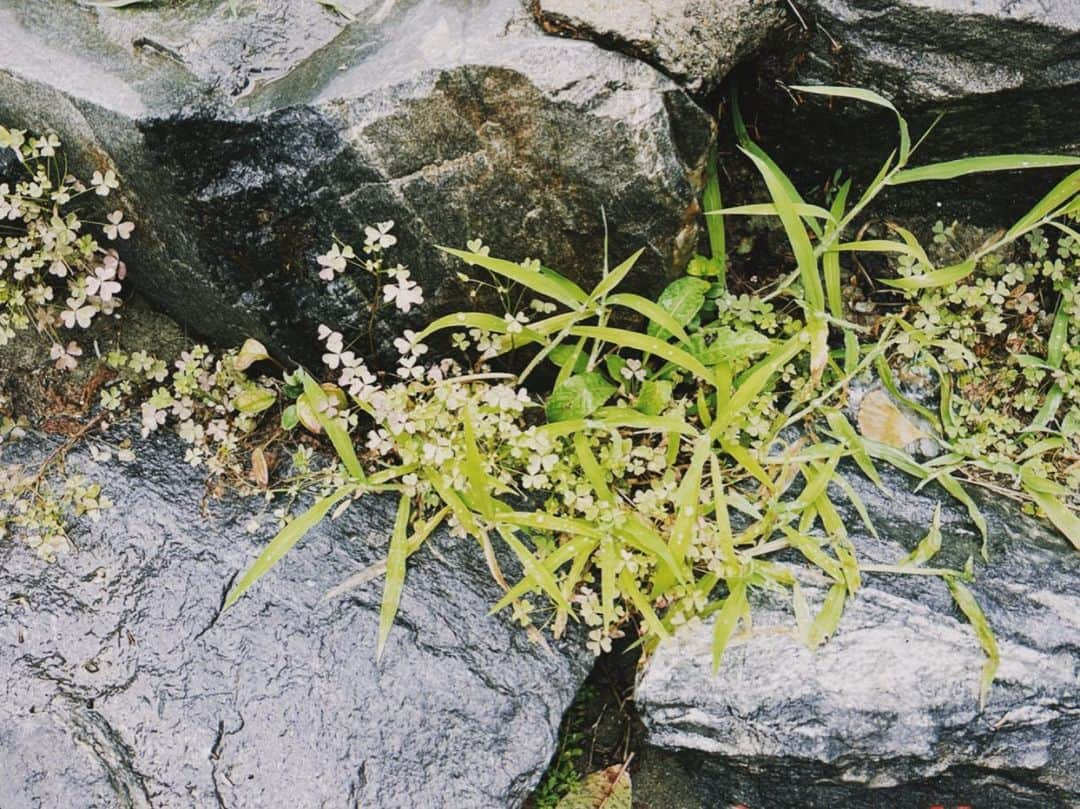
[857,389,928,449]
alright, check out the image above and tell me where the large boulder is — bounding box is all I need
[635,464,1080,808]
[533,0,788,95]
[0,431,592,808]
[0,0,713,364]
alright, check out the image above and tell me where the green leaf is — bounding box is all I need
[1025,488,1080,551]
[1004,169,1080,244]
[882,259,977,291]
[545,372,617,422]
[711,331,807,437]
[791,84,910,166]
[946,578,1000,710]
[808,582,847,648]
[687,327,772,366]
[413,311,545,346]
[233,386,276,415]
[225,485,355,609]
[671,439,709,564]
[438,246,589,306]
[703,144,727,288]
[377,494,411,660]
[888,154,1080,186]
[568,326,711,380]
[556,764,632,809]
[280,404,299,430]
[589,248,645,302]
[712,580,748,672]
[82,0,154,6]
[233,338,270,371]
[496,526,574,614]
[635,379,672,416]
[824,408,885,490]
[301,373,366,482]
[646,277,711,337]
[716,202,836,221]
[739,146,825,314]
[901,503,943,565]
[606,292,692,344]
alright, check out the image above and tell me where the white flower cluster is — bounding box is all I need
[0,126,132,368]
[314,221,424,314]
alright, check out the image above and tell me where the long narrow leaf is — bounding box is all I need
[377,494,411,659]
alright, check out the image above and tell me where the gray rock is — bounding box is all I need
[0,0,712,364]
[635,464,1080,808]
[533,0,787,94]
[798,0,1080,103]
[0,431,591,808]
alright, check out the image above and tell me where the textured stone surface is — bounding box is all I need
[635,465,1080,808]
[799,0,1080,103]
[0,432,591,808]
[533,0,786,94]
[0,0,712,365]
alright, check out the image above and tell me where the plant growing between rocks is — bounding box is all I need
[217,85,1078,710]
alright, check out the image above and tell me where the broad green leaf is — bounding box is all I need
[225,484,355,609]
[590,407,697,435]
[233,338,270,371]
[946,578,1000,709]
[889,154,1080,186]
[647,277,711,337]
[568,326,711,380]
[549,341,589,375]
[438,246,589,306]
[301,374,366,482]
[233,386,276,415]
[791,84,910,166]
[556,764,632,809]
[712,580,748,672]
[545,372,617,422]
[606,292,692,344]
[377,494,411,659]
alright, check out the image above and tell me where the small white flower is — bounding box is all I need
[382,268,424,313]
[317,243,354,281]
[364,220,397,250]
[86,263,122,301]
[103,210,133,240]
[91,170,119,196]
[61,299,97,329]
[620,358,646,382]
[49,341,82,371]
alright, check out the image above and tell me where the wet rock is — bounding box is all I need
[0,0,712,365]
[635,464,1080,808]
[533,0,787,95]
[0,432,591,809]
[796,0,1080,104]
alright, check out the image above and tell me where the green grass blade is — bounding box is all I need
[882,258,977,291]
[1003,169,1080,243]
[824,408,885,490]
[808,582,847,648]
[438,246,589,306]
[946,578,999,710]
[790,84,910,165]
[619,568,669,640]
[589,248,645,302]
[739,146,825,314]
[671,439,709,564]
[606,292,693,344]
[568,326,711,380]
[1025,488,1080,551]
[377,494,411,659]
[225,484,355,609]
[414,311,545,345]
[711,580,748,672]
[703,143,727,288]
[901,503,942,565]
[301,373,365,482]
[711,332,807,437]
[888,154,1080,186]
[717,203,836,221]
[496,525,574,613]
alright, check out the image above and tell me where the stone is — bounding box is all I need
[0,0,713,365]
[797,0,1080,104]
[0,431,592,808]
[533,0,787,95]
[635,463,1080,808]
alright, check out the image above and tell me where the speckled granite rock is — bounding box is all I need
[533,0,786,94]
[0,431,591,808]
[636,464,1080,808]
[0,0,712,364]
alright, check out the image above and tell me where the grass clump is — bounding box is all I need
[217,86,1078,706]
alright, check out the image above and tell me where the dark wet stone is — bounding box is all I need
[533,0,787,95]
[0,0,712,366]
[0,431,591,808]
[635,464,1080,808]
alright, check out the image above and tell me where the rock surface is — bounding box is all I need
[533,0,787,94]
[635,464,1080,808]
[0,431,591,809]
[0,0,712,364]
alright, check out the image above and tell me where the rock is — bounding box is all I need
[0,0,712,366]
[635,464,1080,808]
[797,0,1080,104]
[0,431,591,809]
[533,0,787,95]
